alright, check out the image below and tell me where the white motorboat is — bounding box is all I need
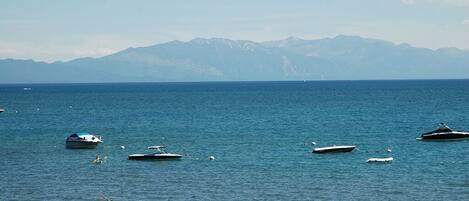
[65,132,102,149]
[367,157,393,163]
[312,145,356,153]
[128,146,182,160]
[0,108,4,113]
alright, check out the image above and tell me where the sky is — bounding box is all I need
[1,0,469,62]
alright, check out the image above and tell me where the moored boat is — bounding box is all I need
[128,146,182,160]
[65,132,102,149]
[312,145,356,153]
[0,108,4,113]
[418,123,469,140]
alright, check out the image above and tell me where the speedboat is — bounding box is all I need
[312,145,356,153]
[418,123,469,140]
[0,108,4,113]
[367,157,393,163]
[128,146,182,160]
[65,132,102,149]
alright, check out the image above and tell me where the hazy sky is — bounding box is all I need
[1,0,469,62]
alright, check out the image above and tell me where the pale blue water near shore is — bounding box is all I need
[1,80,469,200]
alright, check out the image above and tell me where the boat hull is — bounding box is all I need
[65,141,101,149]
[313,146,355,154]
[367,157,393,163]
[128,154,182,160]
[420,132,469,140]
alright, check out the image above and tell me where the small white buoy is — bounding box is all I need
[387,148,392,153]
[209,156,215,160]
[120,146,125,150]
[311,142,316,146]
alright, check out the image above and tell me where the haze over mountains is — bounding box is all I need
[1,35,469,83]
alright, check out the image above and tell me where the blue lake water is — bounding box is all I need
[1,80,469,200]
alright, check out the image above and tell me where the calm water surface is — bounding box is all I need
[1,80,469,200]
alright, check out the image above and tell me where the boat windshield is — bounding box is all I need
[148,146,167,153]
[423,123,452,135]
[437,123,452,132]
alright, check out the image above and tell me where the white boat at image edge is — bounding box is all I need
[65,132,103,149]
[0,108,4,113]
[312,145,356,153]
[128,146,183,160]
[367,157,393,163]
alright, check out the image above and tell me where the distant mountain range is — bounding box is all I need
[1,35,469,83]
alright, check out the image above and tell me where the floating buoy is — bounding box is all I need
[120,146,126,149]
[387,148,392,153]
[311,142,316,146]
[209,156,215,160]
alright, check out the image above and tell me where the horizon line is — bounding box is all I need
[1,78,469,85]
